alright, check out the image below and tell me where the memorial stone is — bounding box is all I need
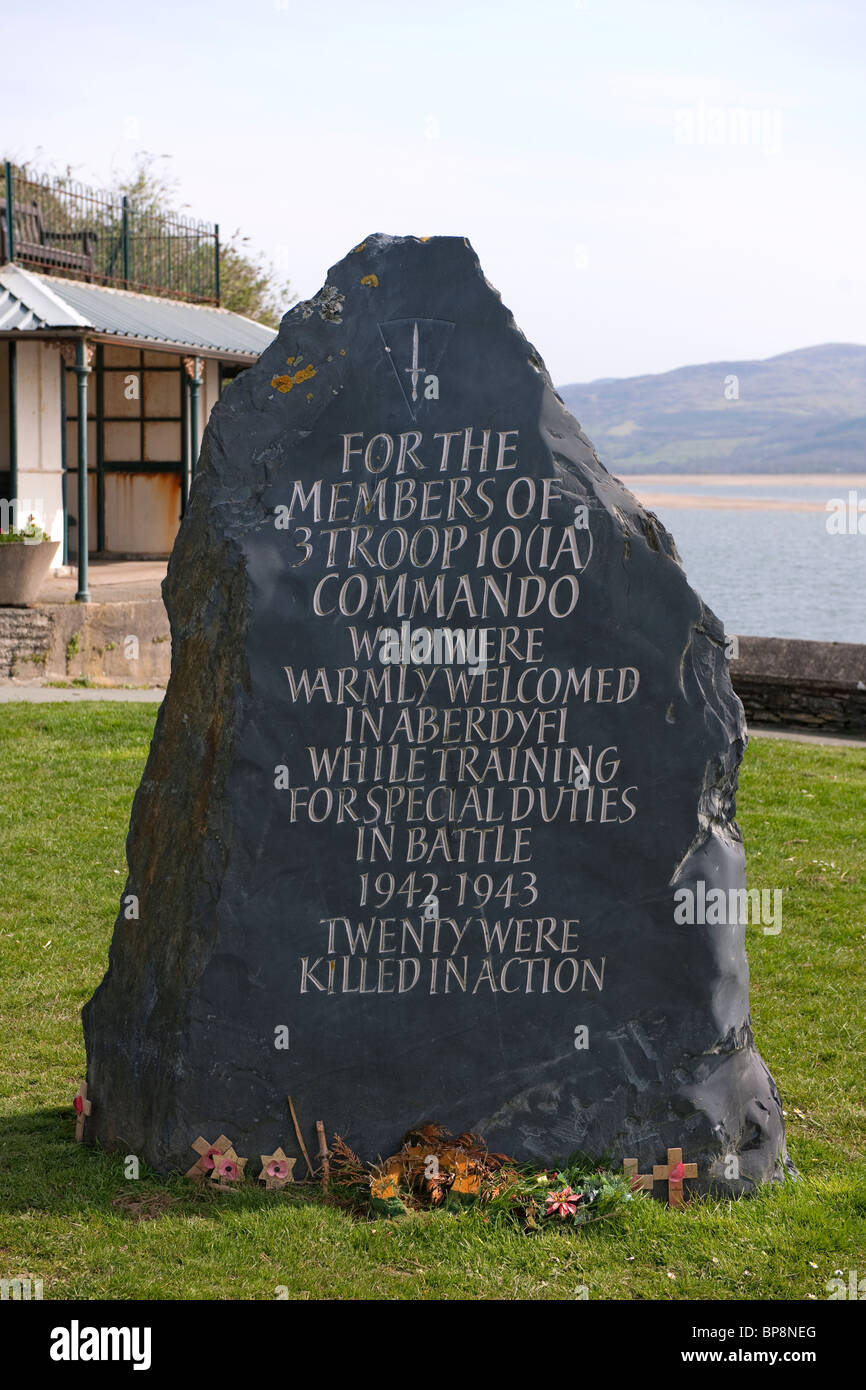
[83,234,792,1192]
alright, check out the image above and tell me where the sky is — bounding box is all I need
[2,0,864,384]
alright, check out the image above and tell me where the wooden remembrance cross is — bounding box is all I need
[652,1147,698,1208]
[623,1156,654,1192]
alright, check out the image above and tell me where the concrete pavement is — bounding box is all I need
[0,684,164,702]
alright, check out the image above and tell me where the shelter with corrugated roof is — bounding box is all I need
[0,161,274,599]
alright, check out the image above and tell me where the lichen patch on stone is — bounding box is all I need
[271,362,317,395]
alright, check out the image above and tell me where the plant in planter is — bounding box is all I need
[0,517,60,606]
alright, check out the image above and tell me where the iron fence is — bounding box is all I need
[1,161,220,304]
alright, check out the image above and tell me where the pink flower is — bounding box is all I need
[203,1147,223,1171]
[267,1159,289,1180]
[545,1186,582,1219]
[217,1158,239,1180]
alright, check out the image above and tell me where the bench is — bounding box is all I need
[0,197,96,278]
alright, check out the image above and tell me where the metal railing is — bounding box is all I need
[1,161,220,304]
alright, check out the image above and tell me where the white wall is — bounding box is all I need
[0,341,9,474]
[204,357,220,432]
[14,341,65,563]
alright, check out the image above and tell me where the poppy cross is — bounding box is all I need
[652,1147,698,1208]
[73,1081,92,1142]
[259,1147,297,1189]
[186,1134,232,1181]
[622,1157,654,1192]
[209,1147,247,1189]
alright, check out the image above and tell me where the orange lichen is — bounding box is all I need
[361,274,379,287]
[271,363,317,394]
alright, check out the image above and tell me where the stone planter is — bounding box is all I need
[0,539,60,606]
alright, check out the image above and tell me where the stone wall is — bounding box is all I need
[0,599,170,685]
[0,606,54,679]
[730,636,866,736]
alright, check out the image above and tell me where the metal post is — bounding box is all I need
[4,161,14,261]
[122,196,129,285]
[60,353,69,565]
[8,339,17,512]
[95,343,105,553]
[214,223,220,305]
[74,340,91,602]
[189,357,202,481]
[180,362,189,518]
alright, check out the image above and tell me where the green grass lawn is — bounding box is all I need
[0,704,864,1301]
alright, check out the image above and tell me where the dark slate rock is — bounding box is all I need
[83,234,793,1193]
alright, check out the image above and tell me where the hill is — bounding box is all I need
[557,344,866,474]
